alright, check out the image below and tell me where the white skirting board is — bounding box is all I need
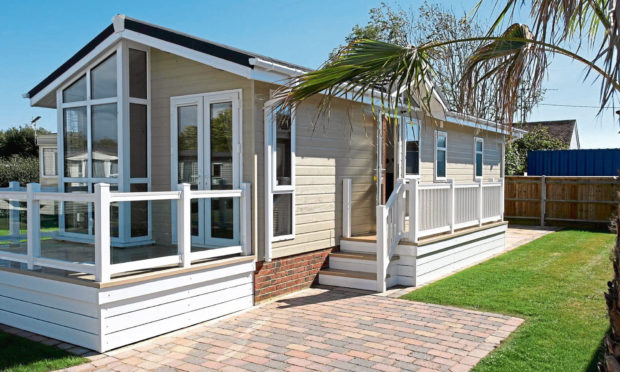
[0,259,255,352]
[394,224,507,287]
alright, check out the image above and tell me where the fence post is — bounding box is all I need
[500,178,505,220]
[449,179,455,234]
[478,179,483,227]
[9,181,20,238]
[177,183,192,268]
[240,183,252,256]
[26,183,41,270]
[408,179,419,243]
[376,205,387,293]
[342,179,352,238]
[94,183,111,282]
[540,175,546,226]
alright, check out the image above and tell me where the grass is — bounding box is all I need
[0,331,86,372]
[402,229,614,372]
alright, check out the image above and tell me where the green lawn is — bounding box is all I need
[402,230,614,372]
[0,332,86,372]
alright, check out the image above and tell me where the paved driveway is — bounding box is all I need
[65,286,522,372]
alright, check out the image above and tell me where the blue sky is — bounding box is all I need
[0,0,618,148]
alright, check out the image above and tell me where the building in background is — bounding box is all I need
[521,119,581,149]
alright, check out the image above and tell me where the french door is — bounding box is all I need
[171,90,241,247]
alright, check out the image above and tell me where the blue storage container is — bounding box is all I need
[527,149,620,176]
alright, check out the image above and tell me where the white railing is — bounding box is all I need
[0,182,252,283]
[376,179,407,292]
[408,179,504,242]
[372,178,504,292]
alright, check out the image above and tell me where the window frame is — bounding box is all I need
[434,130,448,182]
[40,146,58,178]
[55,41,152,246]
[474,137,484,180]
[400,116,421,179]
[265,100,296,243]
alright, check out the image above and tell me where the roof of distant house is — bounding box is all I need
[520,119,579,148]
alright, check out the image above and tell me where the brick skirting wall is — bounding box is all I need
[254,247,335,303]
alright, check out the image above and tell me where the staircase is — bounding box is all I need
[318,237,398,291]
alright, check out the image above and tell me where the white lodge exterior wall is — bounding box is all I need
[255,82,377,259]
[419,120,503,183]
[149,49,255,246]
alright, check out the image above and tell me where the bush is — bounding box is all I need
[505,125,568,175]
[0,156,39,187]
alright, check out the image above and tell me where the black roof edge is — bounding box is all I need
[27,24,115,99]
[123,18,253,68]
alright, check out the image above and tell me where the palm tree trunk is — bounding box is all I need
[600,192,620,371]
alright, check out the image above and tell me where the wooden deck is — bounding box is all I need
[342,220,508,246]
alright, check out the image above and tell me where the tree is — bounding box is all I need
[278,1,619,369]
[504,126,568,175]
[327,1,545,122]
[0,126,50,159]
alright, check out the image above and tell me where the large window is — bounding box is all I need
[435,131,447,180]
[58,44,150,243]
[269,105,295,239]
[474,137,484,179]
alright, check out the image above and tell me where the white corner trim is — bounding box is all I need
[112,14,125,32]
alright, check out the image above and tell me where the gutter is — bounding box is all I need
[249,57,307,77]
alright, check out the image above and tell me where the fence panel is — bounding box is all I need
[418,185,451,235]
[505,176,619,225]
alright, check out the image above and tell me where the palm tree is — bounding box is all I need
[278,1,619,370]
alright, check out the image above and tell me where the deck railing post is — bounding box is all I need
[9,181,20,238]
[500,178,505,220]
[376,205,388,293]
[478,179,483,227]
[408,179,419,243]
[449,179,455,233]
[342,178,352,238]
[26,183,41,269]
[94,183,111,282]
[540,175,546,226]
[177,183,192,267]
[240,182,252,256]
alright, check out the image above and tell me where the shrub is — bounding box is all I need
[0,156,39,187]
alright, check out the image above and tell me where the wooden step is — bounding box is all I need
[319,268,376,280]
[330,252,376,261]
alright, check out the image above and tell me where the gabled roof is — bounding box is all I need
[520,119,579,147]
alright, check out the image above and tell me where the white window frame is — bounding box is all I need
[400,116,421,179]
[56,40,152,246]
[40,146,58,178]
[265,101,296,244]
[474,137,484,180]
[434,130,447,181]
[169,89,243,248]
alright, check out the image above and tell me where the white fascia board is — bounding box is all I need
[28,33,122,107]
[121,29,252,79]
[446,112,526,136]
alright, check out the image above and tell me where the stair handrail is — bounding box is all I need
[376,178,407,292]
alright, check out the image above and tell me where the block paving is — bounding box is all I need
[3,286,523,372]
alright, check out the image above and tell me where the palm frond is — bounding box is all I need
[463,23,547,124]
[274,39,436,125]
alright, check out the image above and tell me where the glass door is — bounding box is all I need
[173,91,240,248]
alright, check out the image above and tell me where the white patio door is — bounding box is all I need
[172,90,241,247]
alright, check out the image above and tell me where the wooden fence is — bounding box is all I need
[504,176,619,226]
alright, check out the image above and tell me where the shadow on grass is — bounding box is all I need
[0,331,85,372]
[585,329,607,372]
